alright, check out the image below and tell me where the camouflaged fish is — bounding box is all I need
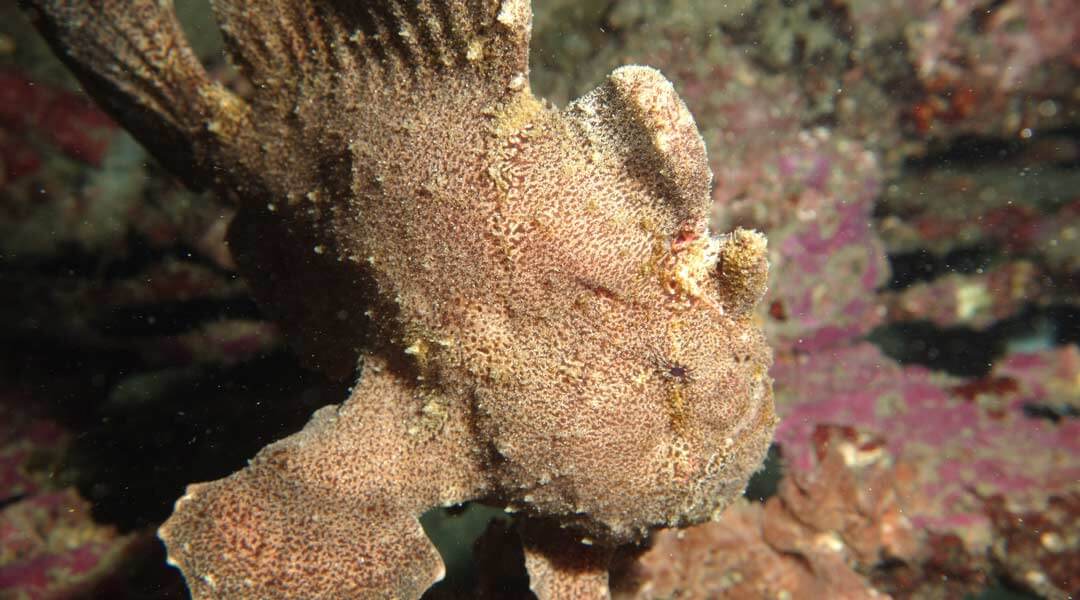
[27,0,776,597]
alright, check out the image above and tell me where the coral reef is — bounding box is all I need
[987,493,1079,600]
[8,0,1079,598]
[0,489,143,599]
[774,343,1080,551]
[24,0,776,597]
[0,65,277,368]
[877,163,1080,289]
[0,390,144,599]
[528,0,1080,172]
[0,391,67,505]
[995,345,1080,416]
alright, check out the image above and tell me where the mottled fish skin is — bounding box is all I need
[25,0,776,598]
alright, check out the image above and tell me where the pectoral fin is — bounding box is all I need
[158,357,487,599]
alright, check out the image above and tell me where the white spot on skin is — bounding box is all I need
[1040,531,1064,552]
[201,573,217,588]
[814,532,845,552]
[466,39,483,61]
[496,0,529,28]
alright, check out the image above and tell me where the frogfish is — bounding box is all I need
[27,0,777,597]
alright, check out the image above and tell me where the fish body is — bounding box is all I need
[27,0,776,597]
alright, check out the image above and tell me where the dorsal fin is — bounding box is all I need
[24,0,535,196]
[22,0,252,190]
[212,0,532,93]
[566,66,712,224]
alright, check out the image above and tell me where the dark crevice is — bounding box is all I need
[1021,403,1079,423]
[868,304,1080,377]
[1041,125,1080,168]
[905,134,1028,170]
[63,351,343,531]
[744,443,782,502]
[420,505,527,600]
[972,0,1012,32]
[974,581,1050,600]
[94,296,262,337]
[1,232,235,282]
[0,336,139,426]
[901,126,1080,175]
[0,493,29,510]
[885,245,998,289]
[1050,305,1080,345]
[0,330,338,532]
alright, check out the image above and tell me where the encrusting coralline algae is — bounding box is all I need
[25,0,776,597]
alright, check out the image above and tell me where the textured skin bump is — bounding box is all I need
[606,66,713,220]
[26,0,777,597]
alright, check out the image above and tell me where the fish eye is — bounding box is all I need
[651,351,695,384]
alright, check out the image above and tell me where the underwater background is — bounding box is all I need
[1,0,1077,598]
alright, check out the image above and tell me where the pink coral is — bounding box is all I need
[0,391,143,599]
[0,489,141,600]
[994,345,1080,413]
[774,342,1080,550]
[0,69,115,169]
[0,392,67,502]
